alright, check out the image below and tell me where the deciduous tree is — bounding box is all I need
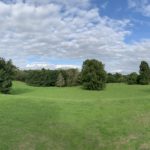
[81,59,107,90]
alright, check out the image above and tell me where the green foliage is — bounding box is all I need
[56,73,65,87]
[138,61,150,85]
[114,73,127,83]
[13,69,27,82]
[25,68,80,87]
[81,59,107,90]
[25,69,58,87]
[66,69,80,86]
[107,73,116,83]
[127,72,138,85]
[107,73,128,83]
[0,58,15,94]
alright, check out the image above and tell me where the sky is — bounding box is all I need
[0,0,150,73]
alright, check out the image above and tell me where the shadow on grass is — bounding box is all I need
[11,88,34,95]
[141,88,150,94]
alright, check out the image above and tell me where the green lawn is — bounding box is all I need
[0,81,150,150]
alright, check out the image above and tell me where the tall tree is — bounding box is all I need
[81,59,107,90]
[0,58,15,94]
[138,61,150,85]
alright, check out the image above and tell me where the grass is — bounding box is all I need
[0,81,150,150]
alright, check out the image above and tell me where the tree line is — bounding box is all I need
[1,57,150,94]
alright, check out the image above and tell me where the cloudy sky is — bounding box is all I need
[0,0,150,73]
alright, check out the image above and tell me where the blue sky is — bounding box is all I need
[94,0,150,43]
[0,0,150,73]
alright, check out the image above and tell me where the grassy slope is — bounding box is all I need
[0,81,150,150]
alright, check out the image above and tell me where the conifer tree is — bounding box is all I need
[0,58,15,94]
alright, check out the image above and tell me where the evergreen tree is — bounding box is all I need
[81,59,107,90]
[0,58,15,94]
[138,61,150,85]
[56,73,65,87]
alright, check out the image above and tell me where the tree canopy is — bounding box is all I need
[127,72,138,85]
[138,61,150,85]
[81,59,107,90]
[0,58,15,94]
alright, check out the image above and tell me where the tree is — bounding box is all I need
[138,61,150,85]
[13,69,27,82]
[0,58,15,94]
[107,73,116,83]
[56,73,65,87]
[81,59,107,90]
[66,69,80,86]
[127,72,138,85]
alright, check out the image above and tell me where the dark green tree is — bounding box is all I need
[0,58,15,94]
[127,72,138,85]
[138,61,150,85]
[81,59,107,90]
[107,73,116,83]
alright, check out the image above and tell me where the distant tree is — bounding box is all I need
[25,69,58,87]
[127,72,138,85]
[66,69,80,86]
[106,73,127,83]
[0,58,15,94]
[81,59,107,90]
[138,61,150,85]
[76,72,82,85]
[114,73,126,83]
[13,69,27,82]
[56,73,65,87]
[107,73,116,83]
[25,68,81,87]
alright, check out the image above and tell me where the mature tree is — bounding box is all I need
[56,73,65,87]
[138,61,150,85]
[81,59,107,90]
[0,58,15,94]
[127,72,138,85]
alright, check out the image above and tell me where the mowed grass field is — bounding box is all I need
[0,82,150,150]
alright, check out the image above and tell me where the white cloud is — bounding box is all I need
[0,0,149,73]
[128,0,150,17]
[26,63,80,70]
